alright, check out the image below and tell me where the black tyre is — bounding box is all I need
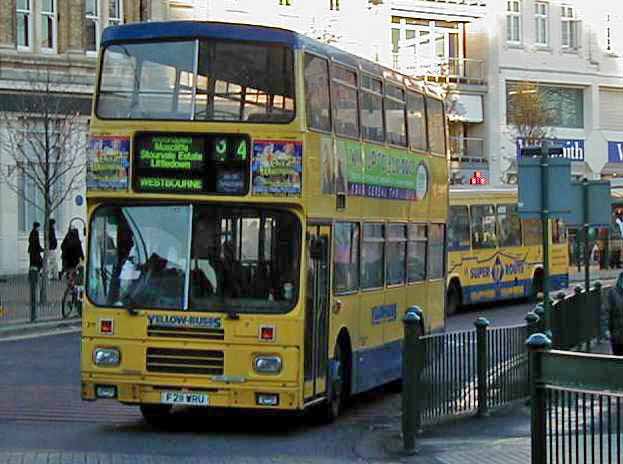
[61,288,75,319]
[320,341,350,423]
[140,404,173,427]
[446,281,461,316]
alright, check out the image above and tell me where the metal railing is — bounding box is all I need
[0,273,66,324]
[549,284,604,351]
[401,310,533,452]
[449,136,486,163]
[392,55,485,85]
[528,334,623,464]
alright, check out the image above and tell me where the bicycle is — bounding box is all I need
[62,265,84,319]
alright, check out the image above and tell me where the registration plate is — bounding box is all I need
[160,391,209,406]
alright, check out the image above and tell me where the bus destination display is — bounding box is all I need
[133,133,249,195]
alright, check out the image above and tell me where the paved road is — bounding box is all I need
[0,299,533,463]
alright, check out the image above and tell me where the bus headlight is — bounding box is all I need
[254,355,282,374]
[93,348,121,366]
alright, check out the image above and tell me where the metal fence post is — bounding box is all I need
[525,312,540,338]
[28,267,39,322]
[593,281,603,343]
[527,333,552,464]
[475,317,490,417]
[402,309,423,455]
[534,304,545,333]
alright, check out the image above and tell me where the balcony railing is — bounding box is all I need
[392,55,485,85]
[449,136,485,163]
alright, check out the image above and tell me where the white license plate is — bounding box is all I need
[160,391,209,406]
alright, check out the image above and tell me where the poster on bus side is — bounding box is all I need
[86,135,130,191]
[252,140,302,195]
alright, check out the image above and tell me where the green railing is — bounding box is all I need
[549,283,603,351]
[528,334,623,464]
[401,309,535,453]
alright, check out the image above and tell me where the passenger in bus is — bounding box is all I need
[221,240,243,298]
[191,218,219,298]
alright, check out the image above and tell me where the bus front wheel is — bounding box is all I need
[321,340,350,423]
[140,404,172,428]
[446,281,461,316]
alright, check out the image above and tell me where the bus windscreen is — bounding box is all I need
[97,40,295,122]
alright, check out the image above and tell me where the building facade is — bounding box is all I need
[0,0,142,275]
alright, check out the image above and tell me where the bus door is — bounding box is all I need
[304,225,330,401]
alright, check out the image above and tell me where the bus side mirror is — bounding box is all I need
[310,238,327,260]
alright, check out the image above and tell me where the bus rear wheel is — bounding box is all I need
[446,281,461,316]
[140,404,172,427]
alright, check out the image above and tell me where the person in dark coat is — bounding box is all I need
[48,219,59,280]
[28,222,43,271]
[61,228,84,276]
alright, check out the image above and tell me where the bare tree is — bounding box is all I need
[503,81,554,183]
[507,80,553,145]
[0,67,87,303]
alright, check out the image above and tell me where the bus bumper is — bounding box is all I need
[81,377,300,410]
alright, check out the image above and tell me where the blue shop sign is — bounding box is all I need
[516,138,584,161]
[608,141,623,163]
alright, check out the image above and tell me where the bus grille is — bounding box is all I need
[146,347,224,376]
[147,325,225,340]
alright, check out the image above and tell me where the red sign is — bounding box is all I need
[469,171,488,185]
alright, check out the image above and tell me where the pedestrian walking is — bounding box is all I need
[48,219,59,280]
[61,228,84,278]
[27,222,43,272]
[607,272,623,355]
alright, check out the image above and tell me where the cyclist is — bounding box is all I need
[61,228,84,280]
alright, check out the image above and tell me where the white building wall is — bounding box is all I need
[487,0,623,185]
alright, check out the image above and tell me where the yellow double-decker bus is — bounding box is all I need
[81,21,448,423]
[446,186,569,314]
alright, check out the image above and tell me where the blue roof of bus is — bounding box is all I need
[101,21,301,48]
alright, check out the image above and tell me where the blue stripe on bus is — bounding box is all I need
[463,274,569,304]
[351,340,402,394]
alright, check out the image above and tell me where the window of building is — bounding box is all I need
[279,0,292,5]
[561,5,579,50]
[360,74,384,143]
[471,205,497,249]
[304,54,331,132]
[40,0,57,51]
[332,65,359,138]
[535,1,548,46]
[330,0,340,11]
[18,171,44,233]
[406,91,427,151]
[426,97,446,155]
[334,222,359,294]
[448,205,470,251]
[361,223,384,289]
[506,0,522,43]
[407,224,427,283]
[16,0,32,49]
[506,82,584,128]
[428,224,445,279]
[386,224,407,285]
[108,0,123,26]
[385,84,407,147]
[540,86,583,128]
[85,0,100,53]
[606,13,613,53]
[497,204,522,247]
